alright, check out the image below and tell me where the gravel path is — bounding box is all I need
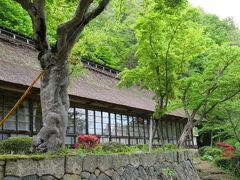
[193,158,238,180]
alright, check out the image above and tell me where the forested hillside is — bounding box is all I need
[1,0,240,70]
[1,0,240,150]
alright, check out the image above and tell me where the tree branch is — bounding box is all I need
[57,0,93,51]
[15,0,49,51]
[57,0,109,59]
[205,89,240,115]
[182,81,192,120]
[226,109,240,143]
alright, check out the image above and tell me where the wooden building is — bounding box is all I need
[0,26,197,148]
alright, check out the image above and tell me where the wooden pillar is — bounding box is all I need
[29,99,34,136]
[85,109,89,134]
[127,115,130,145]
[108,112,112,142]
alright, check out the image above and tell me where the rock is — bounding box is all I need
[5,157,64,179]
[173,152,178,162]
[0,161,5,166]
[105,169,120,180]
[178,151,185,162]
[155,152,165,163]
[148,166,155,177]
[139,153,156,167]
[138,166,148,180]
[82,155,98,173]
[188,151,193,161]
[39,175,58,180]
[97,155,113,172]
[3,177,22,180]
[0,165,4,180]
[111,154,129,170]
[37,157,65,179]
[88,174,97,180]
[65,155,84,175]
[1,151,200,180]
[117,167,125,176]
[129,154,141,167]
[163,152,174,162]
[63,174,81,180]
[81,172,90,179]
[94,169,101,177]
[22,175,39,180]
[5,159,37,177]
[98,173,111,180]
[121,165,139,179]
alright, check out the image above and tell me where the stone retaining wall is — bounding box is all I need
[0,150,199,180]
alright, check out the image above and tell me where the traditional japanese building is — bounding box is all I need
[0,26,197,148]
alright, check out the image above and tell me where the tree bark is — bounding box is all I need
[177,118,194,147]
[32,51,69,152]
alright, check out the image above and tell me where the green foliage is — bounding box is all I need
[162,144,178,150]
[0,0,137,70]
[0,137,32,154]
[199,98,240,145]
[74,142,181,155]
[101,142,128,152]
[0,0,32,35]
[162,167,176,178]
[198,146,223,158]
[0,142,183,160]
[192,9,240,46]
[75,142,141,154]
[201,155,214,161]
[215,156,240,177]
[133,144,149,151]
[120,1,205,119]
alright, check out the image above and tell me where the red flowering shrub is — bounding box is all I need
[216,142,235,157]
[221,150,235,157]
[216,142,235,150]
[74,134,100,149]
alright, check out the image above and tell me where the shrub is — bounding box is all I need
[101,142,128,152]
[74,134,100,150]
[216,142,236,157]
[198,146,223,158]
[163,144,178,150]
[215,156,240,176]
[198,146,207,156]
[215,157,230,169]
[0,141,3,154]
[74,142,140,154]
[133,144,148,151]
[201,155,214,161]
[0,137,32,154]
[216,142,235,151]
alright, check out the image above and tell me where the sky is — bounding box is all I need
[188,0,240,27]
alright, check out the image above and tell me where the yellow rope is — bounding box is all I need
[0,70,44,127]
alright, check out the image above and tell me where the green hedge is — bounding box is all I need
[0,137,32,154]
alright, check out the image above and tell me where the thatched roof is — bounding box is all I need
[0,33,155,114]
[0,29,189,119]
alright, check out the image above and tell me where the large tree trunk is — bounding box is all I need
[177,119,193,147]
[15,0,109,153]
[33,51,69,152]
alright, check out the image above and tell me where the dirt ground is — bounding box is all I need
[193,158,239,180]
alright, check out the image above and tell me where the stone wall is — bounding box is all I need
[0,150,199,180]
